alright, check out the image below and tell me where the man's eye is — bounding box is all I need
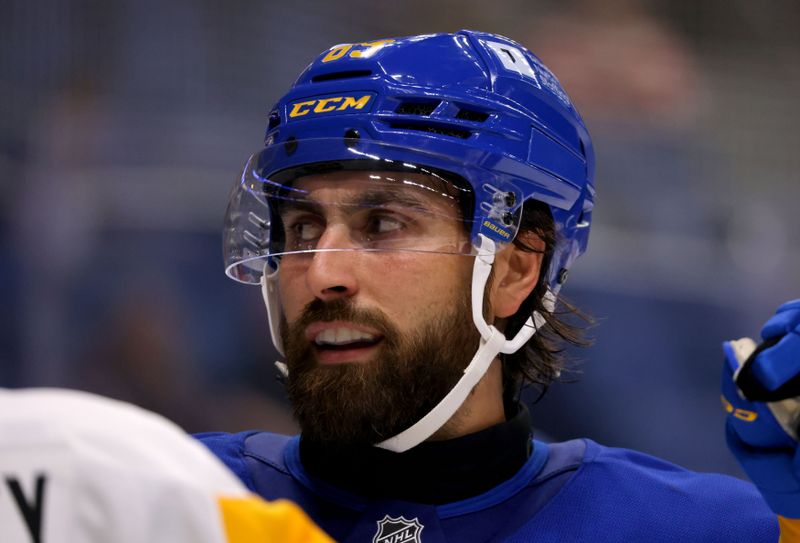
[368,215,404,235]
[291,221,324,241]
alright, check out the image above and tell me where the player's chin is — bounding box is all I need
[312,338,385,365]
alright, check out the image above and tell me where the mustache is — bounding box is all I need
[283,298,397,344]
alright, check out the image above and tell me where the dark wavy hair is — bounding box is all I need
[497,199,593,400]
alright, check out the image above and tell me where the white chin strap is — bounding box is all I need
[260,235,554,453]
[261,265,288,377]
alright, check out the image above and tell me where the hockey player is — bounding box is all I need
[0,388,332,543]
[721,300,800,540]
[199,30,798,541]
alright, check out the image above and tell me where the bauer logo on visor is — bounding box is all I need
[287,93,376,120]
[482,219,512,240]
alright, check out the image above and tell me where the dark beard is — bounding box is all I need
[282,294,480,449]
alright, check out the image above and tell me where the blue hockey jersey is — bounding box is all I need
[197,432,777,542]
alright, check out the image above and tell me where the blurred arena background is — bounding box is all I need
[1,0,798,477]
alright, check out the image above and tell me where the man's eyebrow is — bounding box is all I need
[352,189,433,212]
[275,187,444,215]
[274,197,322,216]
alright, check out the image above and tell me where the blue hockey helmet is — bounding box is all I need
[222,30,595,452]
[224,29,594,291]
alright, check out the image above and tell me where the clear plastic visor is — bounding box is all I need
[223,141,522,284]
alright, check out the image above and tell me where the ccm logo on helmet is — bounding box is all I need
[288,94,375,120]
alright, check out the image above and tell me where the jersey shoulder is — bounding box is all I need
[195,431,293,493]
[525,439,778,541]
[587,439,769,501]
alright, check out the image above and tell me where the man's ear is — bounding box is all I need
[489,233,545,319]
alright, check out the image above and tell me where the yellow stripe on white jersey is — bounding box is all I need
[220,496,333,543]
[780,516,800,543]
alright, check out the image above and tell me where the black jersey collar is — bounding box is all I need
[298,403,533,504]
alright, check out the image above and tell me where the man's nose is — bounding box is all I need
[304,224,360,301]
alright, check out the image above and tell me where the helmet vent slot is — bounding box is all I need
[311,70,372,83]
[388,121,471,139]
[455,108,490,122]
[395,101,440,116]
[267,110,280,131]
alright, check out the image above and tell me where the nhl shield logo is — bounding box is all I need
[372,515,424,543]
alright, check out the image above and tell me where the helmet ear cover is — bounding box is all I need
[499,200,557,392]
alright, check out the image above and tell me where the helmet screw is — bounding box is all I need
[502,212,513,226]
[284,137,298,155]
[344,128,360,148]
[557,268,569,284]
[504,192,516,207]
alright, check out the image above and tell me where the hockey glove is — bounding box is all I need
[721,299,800,519]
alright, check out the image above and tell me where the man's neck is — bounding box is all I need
[429,358,507,441]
